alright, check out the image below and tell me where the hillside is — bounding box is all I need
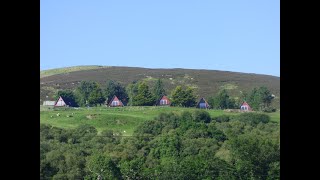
[40,66,280,108]
[41,106,280,179]
[40,65,108,78]
[40,106,280,136]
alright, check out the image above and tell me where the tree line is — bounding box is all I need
[40,111,279,179]
[207,87,276,112]
[55,79,275,111]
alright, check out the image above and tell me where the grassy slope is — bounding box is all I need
[40,106,280,136]
[40,66,280,108]
[40,66,108,78]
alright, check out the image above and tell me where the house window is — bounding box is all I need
[112,101,119,106]
[241,106,248,110]
[160,100,167,105]
[199,103,206,108]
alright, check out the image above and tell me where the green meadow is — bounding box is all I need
[40,106,280,135]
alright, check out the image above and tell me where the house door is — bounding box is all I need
[199,103,206,108]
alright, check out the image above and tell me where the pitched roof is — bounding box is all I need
[240,101,252,110]
[54,96,66,107]
[160,95,169,100]
[157,95,171,105]
[196,97,210,108]
[54,96,77,107]
[108,95,124,106]
[241,101,250,107]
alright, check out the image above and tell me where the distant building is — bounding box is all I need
[54,96,77,107]
[196,97,210,109]
[157,95,171,106]
[108,95,124,107]
[42,101,55,106]
[240,102,252,111]
[54,96,67,107]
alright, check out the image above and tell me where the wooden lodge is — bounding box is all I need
[196,97,210,109]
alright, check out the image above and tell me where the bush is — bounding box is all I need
[192,110,211,123]
[262,107,276,113]
[181,111,193,122]
[232,113,270,126]
[212,115,231,123]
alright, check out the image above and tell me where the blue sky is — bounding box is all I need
[40,0,279,76]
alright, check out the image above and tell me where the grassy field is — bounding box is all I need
[40,65,108,78]
[40,106,280,135]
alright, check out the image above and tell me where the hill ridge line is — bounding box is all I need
[41,65,279,78]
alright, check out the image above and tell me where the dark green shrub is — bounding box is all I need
[192,110,211,123]
[232,113,270,126]
[212,115,231,123]
[262,107,276,113]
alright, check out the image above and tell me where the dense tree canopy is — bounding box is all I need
[248,86,275,111]
[126,82,139,106]
[171,86,196,107]
[75,81,105,106]
[132,82,155,106]
[207,87,275,112]
[67,80,276,111]
[153,79,166,102]
[208,89,236,109]
[41,111,279,179]
[104,80,128,105]
[85,154,121,180]
[55,89,78,107]
[88,87,105,106]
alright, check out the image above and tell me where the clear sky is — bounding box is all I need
[40,0,279,76]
